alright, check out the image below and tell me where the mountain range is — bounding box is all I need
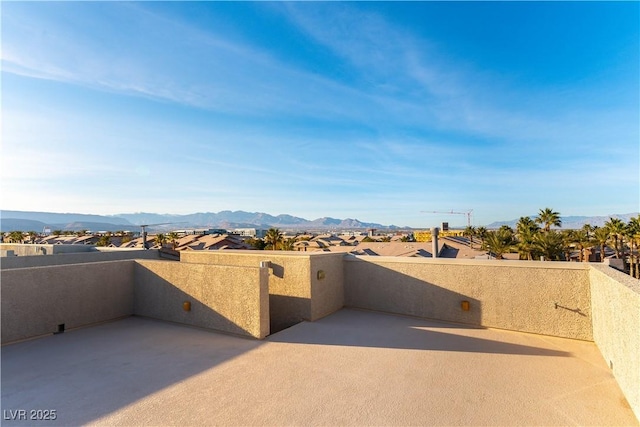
[1,210,637,233]
[0,210,396,232]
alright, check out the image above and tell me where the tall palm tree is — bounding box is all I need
[475,226,488,243]
[516,216,539,235]
[167,232,180,250]
[264,228,284,250]
[574,229,591,262]
[560,229,577,261]
[592,226,610,263]
[463,226,476,247]
[516,228,539,260]
[535,208,562,232]
[625,216,640,278]
[155,233,167,248]
[482,229,514,260]
[515,217,540,260]
[534,230,564,261]
[604,218,625,260]
[281,238,295,251]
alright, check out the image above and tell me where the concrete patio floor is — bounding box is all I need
[2,309,637,426]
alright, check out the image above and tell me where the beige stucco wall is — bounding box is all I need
[344,256,592,340]
[1,261,135,344]
[134,260,269,339]
[181,251,343,332]
[309,253,344,320]
[0,243,96,256]
[1,248,158,270]
[590,264,640,420]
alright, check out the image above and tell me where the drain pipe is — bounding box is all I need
[431,227,440,258]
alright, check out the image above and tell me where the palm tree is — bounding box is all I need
[515,217,540,260]
[534,231,564,261]
[592,226,610,263]
[281,238,295,251]
[475,226,488,243]
[167,232,180,250]
[463,226,476,247]
[516,216,539,235]
[560,229,577,261]
[155,233,167,248]
[604,218,625,260]
[482,229,514,260]
[625,216,640,278]
[535,208,562,232]
[264,228,284,250]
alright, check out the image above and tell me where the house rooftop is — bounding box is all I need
[2,309,636,426]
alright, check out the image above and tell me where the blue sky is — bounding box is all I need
[2,2,638,227]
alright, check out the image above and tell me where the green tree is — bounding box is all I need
[604,218,625,260]
[463,226,476,247]
[167,232,180,250]
[475,226,488,242]
[264,228,284,250]
[482,229,515,260]
[52,230,62,236]
[281,238,295,251]
[592,226,610,263]
[247,237,266,250]
[8,231,25,243]
[534,231,564,261]
[96,233,111,247]
[535,207,562,232]
[625,216,640,278]
[155,233,167,248]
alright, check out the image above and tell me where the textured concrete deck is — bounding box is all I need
[2,309,637,426]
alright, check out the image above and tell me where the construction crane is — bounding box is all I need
[420,210,473,227]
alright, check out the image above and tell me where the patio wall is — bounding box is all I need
[344,256,592,340]
[590,264,640,420]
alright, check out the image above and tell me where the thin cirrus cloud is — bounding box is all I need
[1,2,637,224]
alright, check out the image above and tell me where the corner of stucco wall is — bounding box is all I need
[589,264,640,422]
[309,253,345,321]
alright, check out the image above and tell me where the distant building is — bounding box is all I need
[232,228,267,238]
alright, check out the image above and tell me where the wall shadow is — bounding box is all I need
[268,309,571,357]
[2,265,269,426]
[344,259,483,327]
[1,317,264,427]
[134,264,265,338]
[269,295,311,334]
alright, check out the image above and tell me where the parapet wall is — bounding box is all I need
[134,260,269,339]
[0,248,159,269]
[181,251,343,332]
[344,256,592,340]
[0,243,95,256]
[1,260,135,344]
[590,264,640,421]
